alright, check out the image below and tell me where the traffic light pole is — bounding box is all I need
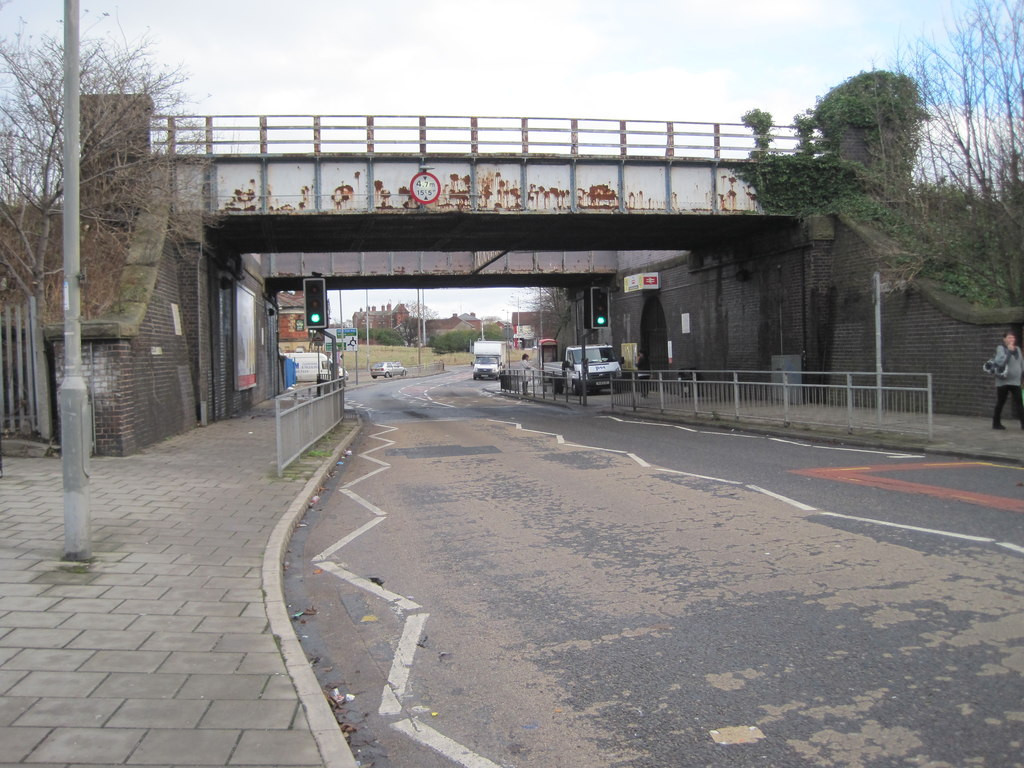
[303,277,327,330]
[576,289,587,406]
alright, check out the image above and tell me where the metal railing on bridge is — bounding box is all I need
[500,369,934,439]
[153,115,799,161]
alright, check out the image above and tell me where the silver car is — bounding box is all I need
[370,361,407,379]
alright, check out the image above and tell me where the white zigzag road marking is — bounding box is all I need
[379,612,430,716]
[391,719,505,768]
[317,561,421,612]
[341,463,390,488]
[316,412,1022,761]
[311,517,385,563]
[311,421,505,766]
[339,488,387,516]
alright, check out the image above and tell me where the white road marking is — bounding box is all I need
[746,484,818,511]
[603,414,923,458]
[311,422,511,767]
[489,418,566,444]
[311,516,385,563]
[652,467,743,485]
[491,417,1021,554]
[627,452,651,467]
[316,560,421,612]
[379,612,430,716]
[768,437,923,459]
[339,488,387,516]
[814,511,996,543]
[603,415,698,432]
[391,719,506,768]
[313,411,1021,764]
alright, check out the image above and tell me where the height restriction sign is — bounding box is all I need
[409,171,441,205]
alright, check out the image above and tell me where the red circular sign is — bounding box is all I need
[409,171,441,205]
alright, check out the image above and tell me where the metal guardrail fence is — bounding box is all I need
[611,370,934,438]
[1,302,41,436]
[500,369,576,403]
[153,114,799,161]
[403,361,445,377]
[501,369,934,439]
[349,360,445,385]
[274,379,347,476]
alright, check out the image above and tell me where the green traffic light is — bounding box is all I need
[310,313,321,323]
[596,315,606,325]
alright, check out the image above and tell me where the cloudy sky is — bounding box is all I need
[3,0,970,322]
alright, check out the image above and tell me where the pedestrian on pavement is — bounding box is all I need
[990,331,1024,430]
[636,350,651,397]
[519,353,531,394]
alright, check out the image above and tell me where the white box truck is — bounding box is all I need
[472,341,506,380]
[285,352,341,383]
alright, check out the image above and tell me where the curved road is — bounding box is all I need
[285,370,1024,768]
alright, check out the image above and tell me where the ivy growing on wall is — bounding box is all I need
[738,70,924,225]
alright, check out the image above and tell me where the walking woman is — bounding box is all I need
[991,331,1024,429]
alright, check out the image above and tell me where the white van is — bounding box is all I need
[285,352,334,383]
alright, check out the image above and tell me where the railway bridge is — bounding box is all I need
[160,114,799,289]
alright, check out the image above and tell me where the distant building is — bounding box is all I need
[425,312,482,339]
[511,311,539,348]
[277,291,312,353]
[350,303,411,335]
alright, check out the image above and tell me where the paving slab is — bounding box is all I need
[0,411,361,767]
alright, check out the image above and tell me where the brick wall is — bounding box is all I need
[610,217,1020,418]
[825,220,1019,417]
[51,242,278,456]
[54,243,196,455]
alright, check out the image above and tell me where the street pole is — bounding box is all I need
[61,0,91,561]
[874,271,883,425]
[538,287,543,346]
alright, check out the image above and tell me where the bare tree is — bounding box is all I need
[524,287,573,341]
[898,0,1024,305]
[395,305,439,347]
[0,27,192,322]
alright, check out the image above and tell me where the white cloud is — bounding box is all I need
[1,0,974,317]
[5,0,966,122]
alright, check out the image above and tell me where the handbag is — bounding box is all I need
[984,348,1008,377]
[983,358,1007,376]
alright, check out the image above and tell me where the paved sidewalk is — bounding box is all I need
[0,400,1020,767]
[0,409,358,767]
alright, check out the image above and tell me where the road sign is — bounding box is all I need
[410,171,441,205]
[341,327,359,351]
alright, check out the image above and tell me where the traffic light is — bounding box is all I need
[586,286,610,330]
[303,277,327,329]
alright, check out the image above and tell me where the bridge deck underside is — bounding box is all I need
[213,212,798,289]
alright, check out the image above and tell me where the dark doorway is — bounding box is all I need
[640,296,668,369]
